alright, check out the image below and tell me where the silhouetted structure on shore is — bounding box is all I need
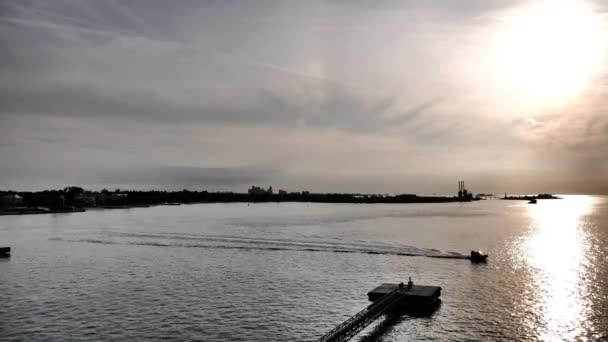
[502,193,561,200]
[457,181,474,201]
[0,184,483,215]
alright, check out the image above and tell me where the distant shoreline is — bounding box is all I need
[501,194,561,200]
[1,189,484,216]
[1,188,565,216]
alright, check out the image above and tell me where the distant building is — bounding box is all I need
[74,192,96,207]
[58,195,66,208]
[278,189,288,195]
[96,192,127,205]
[457,181,473,201]
[248,186,267,196]
[248,185,276,196]
[1,194,23,208]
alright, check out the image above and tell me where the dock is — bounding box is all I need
[368,283,441,306]
[315,282,441,342]
[0,247,10,257]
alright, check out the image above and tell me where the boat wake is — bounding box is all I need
[50,231,468,259]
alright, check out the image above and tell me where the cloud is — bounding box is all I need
[1,0,607,193]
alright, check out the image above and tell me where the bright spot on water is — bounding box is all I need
[524,196,594,341]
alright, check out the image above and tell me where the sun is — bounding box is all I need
[491,1,606,108]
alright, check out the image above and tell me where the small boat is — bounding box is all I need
[528,199,537,204]
[470,250,488,263]
[0,247,10,257]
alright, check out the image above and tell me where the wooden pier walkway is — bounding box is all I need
[315,283,441,342]
[315,289,401,342]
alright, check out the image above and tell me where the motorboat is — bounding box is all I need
[470,250,488,263]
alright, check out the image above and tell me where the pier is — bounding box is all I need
[315,282,441,342]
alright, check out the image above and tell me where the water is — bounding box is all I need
[1,196,607,341]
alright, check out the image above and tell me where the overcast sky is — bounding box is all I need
[1,0,607,194]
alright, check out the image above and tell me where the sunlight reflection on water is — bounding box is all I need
[524,196,594,341]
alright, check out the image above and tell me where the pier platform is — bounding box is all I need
[368,283,441,309]
[315,282,441,342]
[368,283,442,301]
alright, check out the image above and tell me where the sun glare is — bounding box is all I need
[491,1,606,108]
[524,196,594,340]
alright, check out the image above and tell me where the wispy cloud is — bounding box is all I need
[1,0,607,193]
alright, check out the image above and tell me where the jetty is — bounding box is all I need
[0,247,11,257]
[315,281,441,342]
[502,193,561,200]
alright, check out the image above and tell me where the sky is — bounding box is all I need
[1,0,607,194]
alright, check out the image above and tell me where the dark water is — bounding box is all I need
[1,196,607,341]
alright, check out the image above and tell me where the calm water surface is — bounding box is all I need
[1,196,607,341]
